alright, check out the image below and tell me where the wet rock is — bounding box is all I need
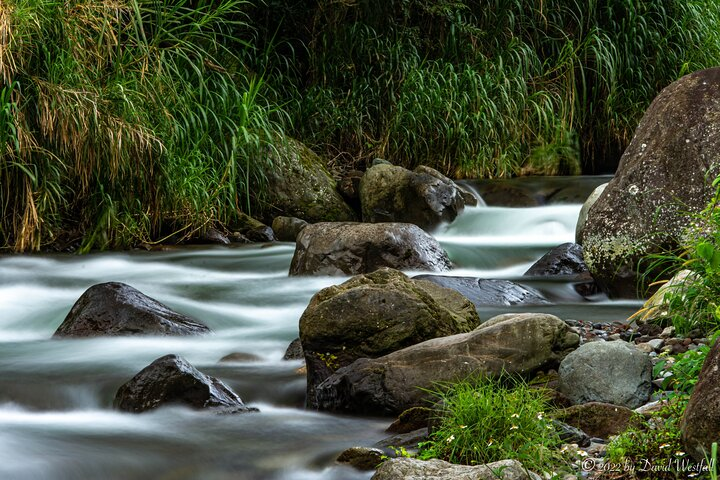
[375,428,429,450]
[575,183,607,243]
[371,458,537,480]
[282,338,304,360]
[290,222,451,276]
[300,268,479,408]
[336,447,385,471]
[559,341,653,409]
[553,420,591,447]
[555,402,633,439]
[235,212,275,242]
[315,313,578,415]
[265,138,356,223]
[217,352,262,363]
[413,275,550,308]
[53,282,210,337]
[360,164,466,231]
[682,339,720,461]
[579,68,720,298]
[524,243,589,277]
[386,407,433,434]
[198,228,230,245]
[114,354,257,414]
[271,216,308,242]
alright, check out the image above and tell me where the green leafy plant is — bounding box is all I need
[418,376,566,475]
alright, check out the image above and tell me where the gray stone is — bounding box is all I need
[53,282,210,337]
[414,275,549,308]
[290,222,452,276]
[336,447,385,471]
[282,338,304,360]
[114,354,257,414]
[580,68,720,297]
[316,313,578,415]
[371,458,538,480]
[559,341,653,408]
[524,243,589,277]
[300,268,479,408]
[271,216,308,242]
[360,164,466,231]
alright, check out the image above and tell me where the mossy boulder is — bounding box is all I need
[300,268,480,408]
[359,164,466,231]
[265,139,356,223]
[580,68,720,298]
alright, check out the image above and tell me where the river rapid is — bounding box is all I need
[0,176,641,480]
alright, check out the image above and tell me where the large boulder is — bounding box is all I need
[300,268,480,408]
[682,340,720,461]
[580,68,720,298]
[372,458,537,480]
[524,243,588,277]
[53,282,210,337]
[289,222,452,276]
[114,354,257,414]
[414,275,549,308]
[558,341,652,409]
[264,139,356,223]
[359,164,466,231]
[315,313,579,415]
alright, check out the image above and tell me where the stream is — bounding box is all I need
[0,176,641,480]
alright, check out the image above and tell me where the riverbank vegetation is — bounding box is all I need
[2,0,720,251]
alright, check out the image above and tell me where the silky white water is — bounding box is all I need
[0,177,640,480]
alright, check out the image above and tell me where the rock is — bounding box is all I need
[228,232,251,243]
[289,222,452,276]
[682,339,720,461]
[635,270,698,325]
[579,68,720,298]
[414,275,550,308]
[371,458,537,480]
[386,407,433,434]
[217,352,262,363]
[375,428,429,450]
[524,243,588,276]
[264,138,356,223]
[198,227,230,245]
[300,268,479,408]
[559,341,653,409]
[53,282,211,337]
[336,447,385,471]
[271,216,308,242]
[635,343,654,354]
[235,212,275,242]
[315,313,578,415]
[359,164,466,231]
[554,402,633,439]
[282,338,304,360]
[553,420,591,447]
[114,354,257,414]
[575,183,608,243]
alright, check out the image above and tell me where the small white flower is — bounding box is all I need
[446,435,455,443]
[487,439,494,446]
[537,412,544,420]
[659,443,670,450]
[510,413,520,418]
[510,425,519,430]
[675,451,685,457]
[459,425,467,429]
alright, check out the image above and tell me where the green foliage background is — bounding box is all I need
[1,0,720,251]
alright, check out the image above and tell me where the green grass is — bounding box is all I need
[418,376,566,475]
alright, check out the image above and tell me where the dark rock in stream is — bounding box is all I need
[114,354,258,414]
[413,275,550,308]
[282,338,304,360]
[290,222,452,276]
[524,243,588,276]
[53,282,210,337]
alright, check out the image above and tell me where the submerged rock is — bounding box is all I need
[315,313,578,415]
[580,68,720,298]
[53,282,210,337]
[414,275,550,307]
[114,354,257,414]
[359,164,467,231]
[289,222,452,276]
[300,268,479,408]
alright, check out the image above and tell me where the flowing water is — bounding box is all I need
[0,177,641,480]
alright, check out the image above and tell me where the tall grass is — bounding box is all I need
[260,0,720,177]
[0,0,284,252]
